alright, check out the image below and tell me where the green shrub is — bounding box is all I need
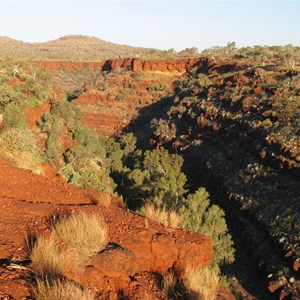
[60,165,115,194]
[42,115,62,164]
[124,148,187,209]
[3,102,27,128]
[0,128,36,154]
[198,74,212,88]
[0,84,25,112]
[61,101,81,129]
[71,125,107,162]
[180,188,235,266]
[28,96,42,108]
[147,82,167,92]
[116,89,129,101]
[0,128,42,173]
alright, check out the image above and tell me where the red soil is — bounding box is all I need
[27,100,50,129]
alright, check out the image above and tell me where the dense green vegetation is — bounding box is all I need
[0,60,53,172]
[107,135,234,267]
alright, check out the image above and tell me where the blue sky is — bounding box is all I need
[0,1,299,51]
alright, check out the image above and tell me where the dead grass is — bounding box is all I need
[144,203,181,228]
[52,212,108,264]
[169,210,182,228]
[33,278,95,300]
[184,265,219,300]
[30,236,68,277]
[162,271,177,298]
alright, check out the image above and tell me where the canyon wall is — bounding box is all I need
[37,57,208,74]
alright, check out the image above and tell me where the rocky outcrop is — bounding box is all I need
[37,57,208,74]
[81,229,212,281]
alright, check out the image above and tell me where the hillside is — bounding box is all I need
[125,59,300,299]
[0,57,237,300]
[0,45,299,299]
[0,159,218,300]
[0,35,190,61]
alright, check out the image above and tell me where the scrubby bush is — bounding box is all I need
[147,82,166,92]
[0,128,36,154]
[124,148,187,209]
[39,103,64,164]
[42,116,62,163]
[0,128,42,173]
[3,102,27,128]
[0,84,26,112]
[61,101,81,129]
[198,74,212,88]
[28,96,42,108]
[60,164,114,194]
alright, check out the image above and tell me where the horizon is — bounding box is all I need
[0,1,299,51]
[1,33,300,52]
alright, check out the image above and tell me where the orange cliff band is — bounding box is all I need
[37,57,209,73]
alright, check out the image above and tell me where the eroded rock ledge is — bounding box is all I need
[37,57,208,74]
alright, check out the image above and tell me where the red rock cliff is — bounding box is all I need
[37,57,208,73]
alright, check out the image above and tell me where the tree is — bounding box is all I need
[180,188,235,267]
[179,47,199,57]
[123,148,187,209]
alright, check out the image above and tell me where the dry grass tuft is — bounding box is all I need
[144,203,181,228]
[99,192,111,207]
[52,212,108,264]
[30,236,68,277]
[162,271,177,298]
[33,278,95,300]
[169,210,182,228]
[184,265,219,300]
